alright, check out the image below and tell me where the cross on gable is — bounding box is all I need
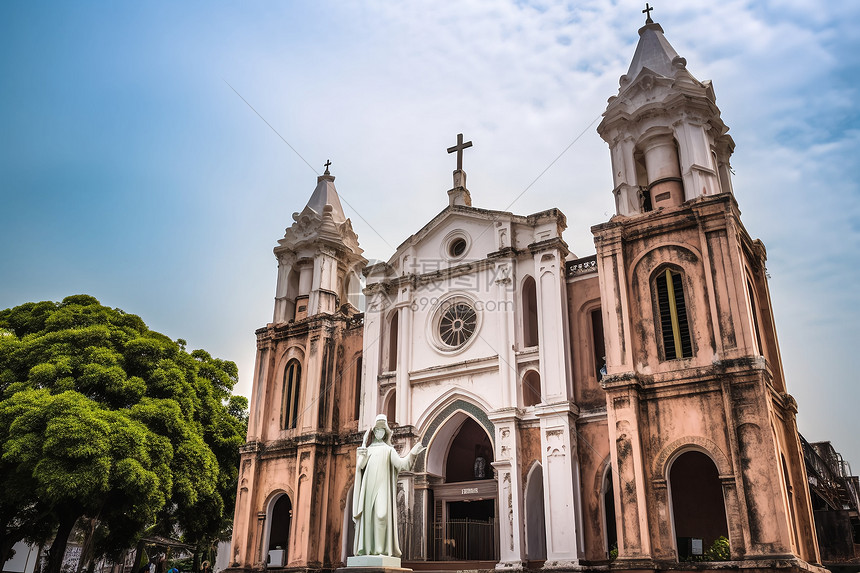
[324,159,332,175]
[447,133,473,171]
[643,3,654,23]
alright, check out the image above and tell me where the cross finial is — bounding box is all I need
[324,159,331,175]
[642,3,654,24]
[447,133,473,172]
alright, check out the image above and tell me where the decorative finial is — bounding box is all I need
[446,133,473,172]
[324,159,331,175]
[642,3,654,24]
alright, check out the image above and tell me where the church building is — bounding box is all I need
[227,13,824,573]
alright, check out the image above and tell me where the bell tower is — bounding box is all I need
[592,12,821,568]
[230,165,367,573]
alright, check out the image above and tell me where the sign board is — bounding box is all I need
[691,538,703,556]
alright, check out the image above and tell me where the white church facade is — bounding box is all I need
[227,14,823,573]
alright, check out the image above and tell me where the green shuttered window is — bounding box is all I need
[655,269,693,360]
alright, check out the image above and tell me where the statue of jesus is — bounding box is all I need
[352,414,426,558]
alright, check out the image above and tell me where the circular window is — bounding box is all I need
[438,302,477,347]
[448,238,467,258]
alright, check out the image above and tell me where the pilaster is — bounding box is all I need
[603,378,651,560]
[532,245,573,401]
[490,410,527,569]
[534,404,582,567]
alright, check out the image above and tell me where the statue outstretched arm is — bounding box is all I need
[391,442,426,471]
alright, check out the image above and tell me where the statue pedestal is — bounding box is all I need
[339,555,411,572]
[345,555,405,569]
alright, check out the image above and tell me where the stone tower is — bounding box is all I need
[229,169,367,571]
[592,16,821,566]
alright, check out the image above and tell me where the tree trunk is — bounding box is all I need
[45,513,79,573]
[76,518,97,573]
[33,542,45,573]
[131,540,146,573]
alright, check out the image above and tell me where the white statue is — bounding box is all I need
[352,414,426,558]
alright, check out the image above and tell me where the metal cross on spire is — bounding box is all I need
[642,3,654,24]
[447,133,473,171]
[323,159,332,175]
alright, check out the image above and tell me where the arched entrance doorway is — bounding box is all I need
[266,493,292,567]
[669,451,729,560]
[426,413,499,562]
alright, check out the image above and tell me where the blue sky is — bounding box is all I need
[2,1,859,467]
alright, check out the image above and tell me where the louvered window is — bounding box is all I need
[655,269,693,360]
[283,360,302,429]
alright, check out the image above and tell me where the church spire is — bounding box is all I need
[272,168,366,323]
[597,12,735,216]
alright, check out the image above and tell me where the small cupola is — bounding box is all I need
[272,162,366,323]
[597,10,735,216]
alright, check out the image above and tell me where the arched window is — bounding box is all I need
[282,360,302,430]
[387,312,399,372]
[747,278,763,355]
[590,308,606,380]
[353,356,362,421]
[522,276,539,347]
[385,390,396,424]
[522,370,541,407]
[602,467,617,557]
[655,268,693,360]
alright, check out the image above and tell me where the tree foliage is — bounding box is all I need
[0,296,247,573]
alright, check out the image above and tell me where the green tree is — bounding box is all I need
[0,296,247,573]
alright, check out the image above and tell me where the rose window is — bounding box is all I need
[438,302,477,347]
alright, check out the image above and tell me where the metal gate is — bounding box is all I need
[431,518,499,561]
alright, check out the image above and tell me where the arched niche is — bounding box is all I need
[341,485,356,562]
[600,463,617,557]
[522,369,541,407]
[524,463,547,560]
[521,275,539,347]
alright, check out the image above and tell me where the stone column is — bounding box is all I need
[273,255,295,323]
[255,511,267,568]
[642,136,684,208]
[610,136,642,216]
[490,411,527,569]
[535,406,582,567]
